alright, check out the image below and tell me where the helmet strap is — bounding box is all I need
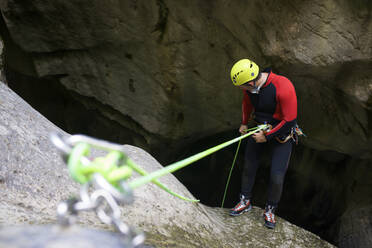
[253,72,262,84]
[250,73,262,94]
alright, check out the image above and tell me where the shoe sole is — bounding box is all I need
[264,223,275,229]
[229,205,252,216]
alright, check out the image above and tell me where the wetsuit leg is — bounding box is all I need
[266,140,293,207]
[241,137,265,199]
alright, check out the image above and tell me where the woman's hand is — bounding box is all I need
[252,130,267,143]
[239,124,248,134]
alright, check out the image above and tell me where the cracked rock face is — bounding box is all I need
[1,0,371,158]
[0,0,243,143]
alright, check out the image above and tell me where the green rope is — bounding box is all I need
[124,157,199,202]
[129,125,267,189]
[66,124,267,203]
[219,127,260,208]
[220,139,242,208]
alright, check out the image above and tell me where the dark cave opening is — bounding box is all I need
[5,66,150,150]
[172,132,355,246]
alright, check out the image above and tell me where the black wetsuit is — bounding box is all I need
[240,69,297,207]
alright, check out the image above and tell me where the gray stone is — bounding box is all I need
[338,206,372,248]
[0,225,151,248]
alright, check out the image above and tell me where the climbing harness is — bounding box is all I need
[275,124,306,144]
[252,121,306,145]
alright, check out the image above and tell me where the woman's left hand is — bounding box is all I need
[252,130,267,143]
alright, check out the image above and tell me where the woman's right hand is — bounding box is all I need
[239,124,248,134]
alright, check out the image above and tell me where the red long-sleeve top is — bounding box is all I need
[242,69,297,140]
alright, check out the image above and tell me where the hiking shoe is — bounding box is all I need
[229,194,252,216]
[263,205,276,229]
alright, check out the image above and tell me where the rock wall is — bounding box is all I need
[1,0,370,157]
[338,206,372,248]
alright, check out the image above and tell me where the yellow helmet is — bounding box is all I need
[230,59,259,86]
